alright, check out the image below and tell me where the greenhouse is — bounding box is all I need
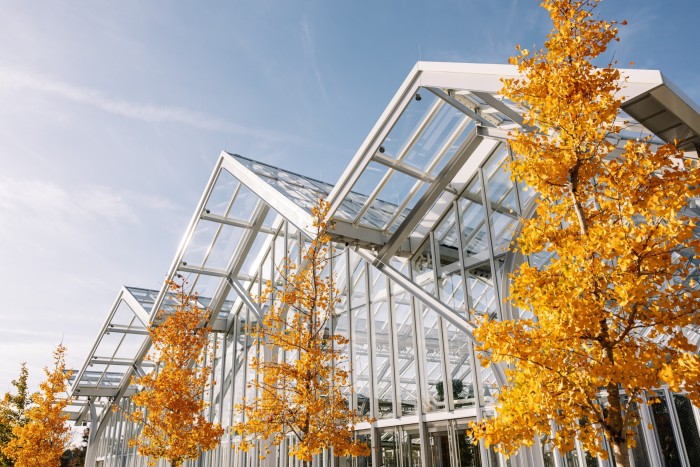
[66,62,700,467]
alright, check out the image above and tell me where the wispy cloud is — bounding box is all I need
[0,177,136,241]
[0,66,307,144]
[300,16,328,102]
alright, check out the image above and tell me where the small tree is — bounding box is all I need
[0,363,30,466]
[3,346,72,466]
[233,199,371,465]
[470,1,700,467]
[124,280,223,467]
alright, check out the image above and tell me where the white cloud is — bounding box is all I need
[0,66,305,144]
[0,177,137,246]
[300,16,328,102]
[0,177,135,223]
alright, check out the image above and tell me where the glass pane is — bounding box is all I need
[351,260,371,416]
[381,90,439,158]
[371,267,394,418]
[467,267,498,320]
[436,207,461,260]
[379,429,398,467]
[427,423,452,467]
[392,283,418,416]
[626,404,651,467]
[673,394,700,465]
[205,169,240,217]
[404,103,467,173]
[413,239,435,294]
[421,304,445,412]
[362,169,416,226]
[651,393,682,467]
[563,449,580,467]
[445,322,475,409]
[455,421,483,467]
[203,224,245,270]
[401,426,422,467]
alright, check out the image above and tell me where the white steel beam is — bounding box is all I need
[354,247,475,338]
[426,87,495,128]
[220,153,314,236]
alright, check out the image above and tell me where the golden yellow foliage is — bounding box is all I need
[233,199,371,464]
[3,345,72,467]
[469,1,700,467]
[123,280,224,467]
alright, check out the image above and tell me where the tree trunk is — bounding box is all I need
[606,383,631,467]
[610,439,631,467]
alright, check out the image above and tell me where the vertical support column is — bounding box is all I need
[386,274,401,419]
[429,231,452,413]
[84,397,99,467]
[363,262,380,467]
[407,262,430,467]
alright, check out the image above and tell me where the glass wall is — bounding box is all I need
[85,116,700,467]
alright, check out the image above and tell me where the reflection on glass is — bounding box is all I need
[401,426,422,467]
[205,169,240,217]
[413,239,435,294]
[421,304,445,412]
[382,90,439,158]
[651,393,682,467]
[673,394,700,465]
[355,433,373,467]
[444,322,475,409]
[372,281,394,418]
[351,260,371,416]
[391,283,418,415]
[563,449,580,467]
[404,102,466,173]
[379,429,398,467]
[455,421,482,467]
[467,267,497,320]
[428,424,452,467]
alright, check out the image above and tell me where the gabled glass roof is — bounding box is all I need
[325,62,682,263]
[67,286,151,426]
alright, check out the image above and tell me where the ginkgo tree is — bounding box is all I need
[469,1,700,467]
[124,280,224,467]
[0,363,30,466]
[3,346,72,467]
[233,199,371,465]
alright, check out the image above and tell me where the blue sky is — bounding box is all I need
[0,0,698,393]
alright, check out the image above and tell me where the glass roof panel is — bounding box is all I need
[230,154,330,213]
[111,300,141,326]
[113,333,149,360]
[403,103,468,173]
[201,224,245,271]
[205,169,240,217]
[228,183,260,223]
[92,331,125,359]
[125,287,158,314]
[182,220,219,268]
[429,119,475,177]
[351,161,389,199]
[359,170,416,228]
[381,90,440,158]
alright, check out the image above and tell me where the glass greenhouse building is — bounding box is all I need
[67,62,700,467]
